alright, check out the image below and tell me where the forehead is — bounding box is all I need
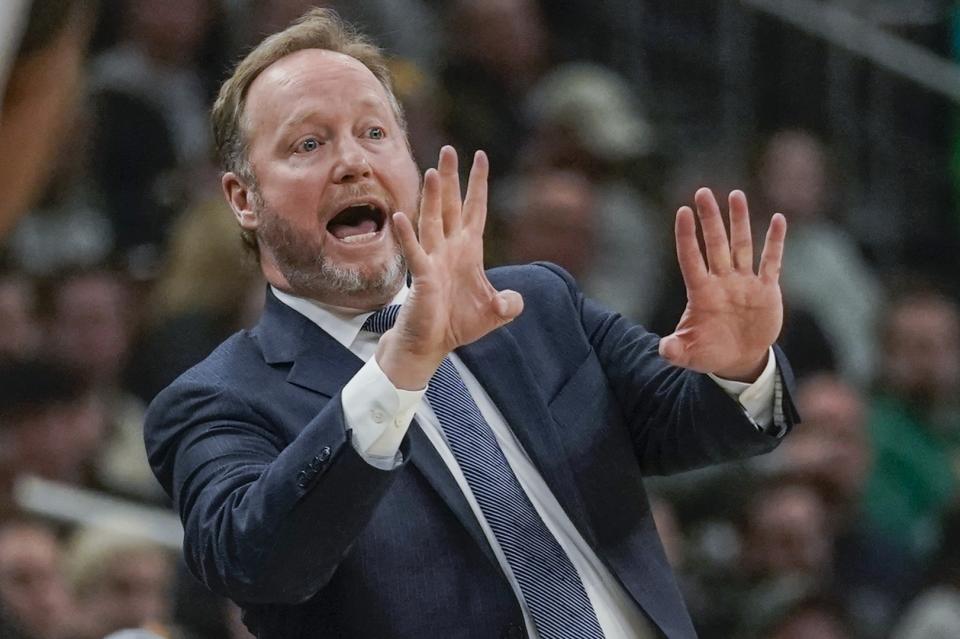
[244,49,390,132]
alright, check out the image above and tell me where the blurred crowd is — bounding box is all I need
[2,0,960,638]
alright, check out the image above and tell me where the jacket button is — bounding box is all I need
[317,446,332,462]
[500,623,524,639]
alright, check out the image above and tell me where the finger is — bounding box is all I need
[758,213,788,283]
[417,169,443,252]
[393,211,429,275]
[694,187,732,274]
[462,150,489,233]
[437,145,462,235]
[492,289,524,322]
[675,206,708,288]
[728,190,753,273]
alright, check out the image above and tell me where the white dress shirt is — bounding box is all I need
[272,285,779,639]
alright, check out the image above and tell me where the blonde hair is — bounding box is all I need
[212,7,404,181]
[211,8,405,253]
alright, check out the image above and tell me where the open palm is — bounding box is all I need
[378,146,523,389]
[659,188,786,382]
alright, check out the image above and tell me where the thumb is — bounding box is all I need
[658,334,687,366]
[493,289,524,321]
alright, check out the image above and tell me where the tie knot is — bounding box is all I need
[362,304,402,334]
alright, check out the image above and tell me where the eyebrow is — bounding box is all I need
[278,96,389,133]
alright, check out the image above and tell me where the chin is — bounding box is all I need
[280,251,406,305]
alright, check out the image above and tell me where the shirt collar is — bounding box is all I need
[271,285,409,349]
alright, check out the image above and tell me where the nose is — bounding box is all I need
[332,138,372,184]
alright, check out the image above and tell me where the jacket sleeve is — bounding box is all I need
[535,262,799,476]
[144,374,409,605]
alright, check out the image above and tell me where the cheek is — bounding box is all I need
[382,151,421,212]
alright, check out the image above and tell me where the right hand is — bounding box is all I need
[376,146,524,390]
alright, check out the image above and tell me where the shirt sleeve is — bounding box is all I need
[708,347,785,435]
[341,355,425,470]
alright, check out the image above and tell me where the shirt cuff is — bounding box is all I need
[342,355,425,468]
[708,346,778,432]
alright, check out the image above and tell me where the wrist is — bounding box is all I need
[375,329,445,391]
[715,351,769,383]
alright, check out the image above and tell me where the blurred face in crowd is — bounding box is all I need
[787,375,871,504]
[77,548,173,638]
[452,0,547,83]
[769,606,851,639]
[0,275,40,358]
[0,523,73,639]
[744,484,831,578]
[128,0,211,66]
[505,171,596,278]
[759,130,828,222]
[225,49,420,308]
[9,392,105,482]
[47,272,133,384]
[881,295,960,406]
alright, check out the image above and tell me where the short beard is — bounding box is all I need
[252,189,407,303]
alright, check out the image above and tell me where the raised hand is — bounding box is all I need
[376,146,524,390]
[658,188,786,382]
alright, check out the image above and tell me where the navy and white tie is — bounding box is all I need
[364,305,605,639]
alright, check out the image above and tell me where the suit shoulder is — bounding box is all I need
[150,329,265,405]
[485,262,579,300]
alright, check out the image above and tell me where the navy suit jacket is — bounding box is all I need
[145,263,798,638]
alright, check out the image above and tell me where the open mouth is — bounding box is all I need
[327,202,387,244]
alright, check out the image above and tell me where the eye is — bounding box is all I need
[296,137,321,153]
[367,126,386,140]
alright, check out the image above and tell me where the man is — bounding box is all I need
[0,519,74,639]
[145,9,797,638]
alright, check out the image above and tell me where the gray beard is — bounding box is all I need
[253,191,407,302]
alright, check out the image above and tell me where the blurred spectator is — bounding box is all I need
[0,519,74,639]
[892,505,960,639]
[498,170,597,279]
[87,0,214,263]
[128,194,263,402]
[683,481,834,636]
[42,267,162,502]
[864,290,960,560]
[520,62,665,322]
[741,482,832,587]
[0,358,104,519]
[743,591,855,639]
[0,269,41,358]
[440,0,550,172]
[66,522,179,639]
[781,374,919,637]
[757,129,885,386]
[0,0,90,236]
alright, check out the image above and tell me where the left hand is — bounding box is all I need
[658,188,786,382]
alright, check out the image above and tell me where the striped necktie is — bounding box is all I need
[364,305,605,639]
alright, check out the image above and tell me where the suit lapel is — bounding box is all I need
[255,290,501,570]
[457,327,598,549]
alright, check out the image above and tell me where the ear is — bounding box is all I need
[222,172,259,232]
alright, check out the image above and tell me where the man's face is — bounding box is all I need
[883,299,960,404]
[0,525,73,639]
[80,549,172,637]
[233,49,420,308]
